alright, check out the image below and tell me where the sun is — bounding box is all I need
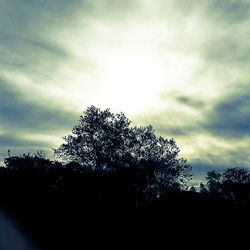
[94,50,166,114]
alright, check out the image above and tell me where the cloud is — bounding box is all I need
[0,77,78,163]
[0,79,78,133]
[204,88,250,138]
[136,86,250,177]
[0,133,49,148]
[189,160,229,186]
[175,96,206,109]
[206,0,250,24]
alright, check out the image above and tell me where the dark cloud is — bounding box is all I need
[0,79,78,133]
[170,0,250,24]
[0,0,84,26]
[148,94,206,137]
[190,160,229,184]
[0,36,70,79]
[205,90,250,138]
[0,133,49,148]
[0,0,84,72]
[164,90,250,139]
[206,0,250,24]
[190,143,250,183]
[175,95,206,109]
[0,0,137,36]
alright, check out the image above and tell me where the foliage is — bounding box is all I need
[54,106,192,196]
[54,106,132,172]
[205,170,222,194]
[201,167,250,202]
[4,151,51,170]
[222,167,250,201]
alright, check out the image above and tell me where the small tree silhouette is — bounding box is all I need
[221,167,250,201]
[205,170,222,195]
[203,167,250,202]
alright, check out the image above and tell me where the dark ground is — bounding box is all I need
[0,189,248,249]
[0,163,248,249]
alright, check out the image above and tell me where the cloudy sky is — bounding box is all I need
[1,0,250,185]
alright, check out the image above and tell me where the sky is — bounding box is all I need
[1,0,250,186]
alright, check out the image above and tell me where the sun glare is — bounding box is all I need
[94,50,166,113]
[89,46,201,115]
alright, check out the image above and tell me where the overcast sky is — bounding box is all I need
[1,0,250,185]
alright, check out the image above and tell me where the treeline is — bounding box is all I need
[0,106,249,249]
[1,152,250,207]
[0,152,249,249]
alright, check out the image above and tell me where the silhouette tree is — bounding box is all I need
[203,167,250,202]
[199,182,208,194]
[54,106,192,197]
[221,167,250,201]
[54,106,132,172]
[222,167,249,184]
[189,186,196,192]
[205,170,222,195]
[4,152,51,172]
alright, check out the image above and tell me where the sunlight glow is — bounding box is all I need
[44,13,205,115]
[1,3,205,117]
[94,50,166,113]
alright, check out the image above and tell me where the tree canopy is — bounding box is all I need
[201,167,250,201]
[54,106,192,195]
